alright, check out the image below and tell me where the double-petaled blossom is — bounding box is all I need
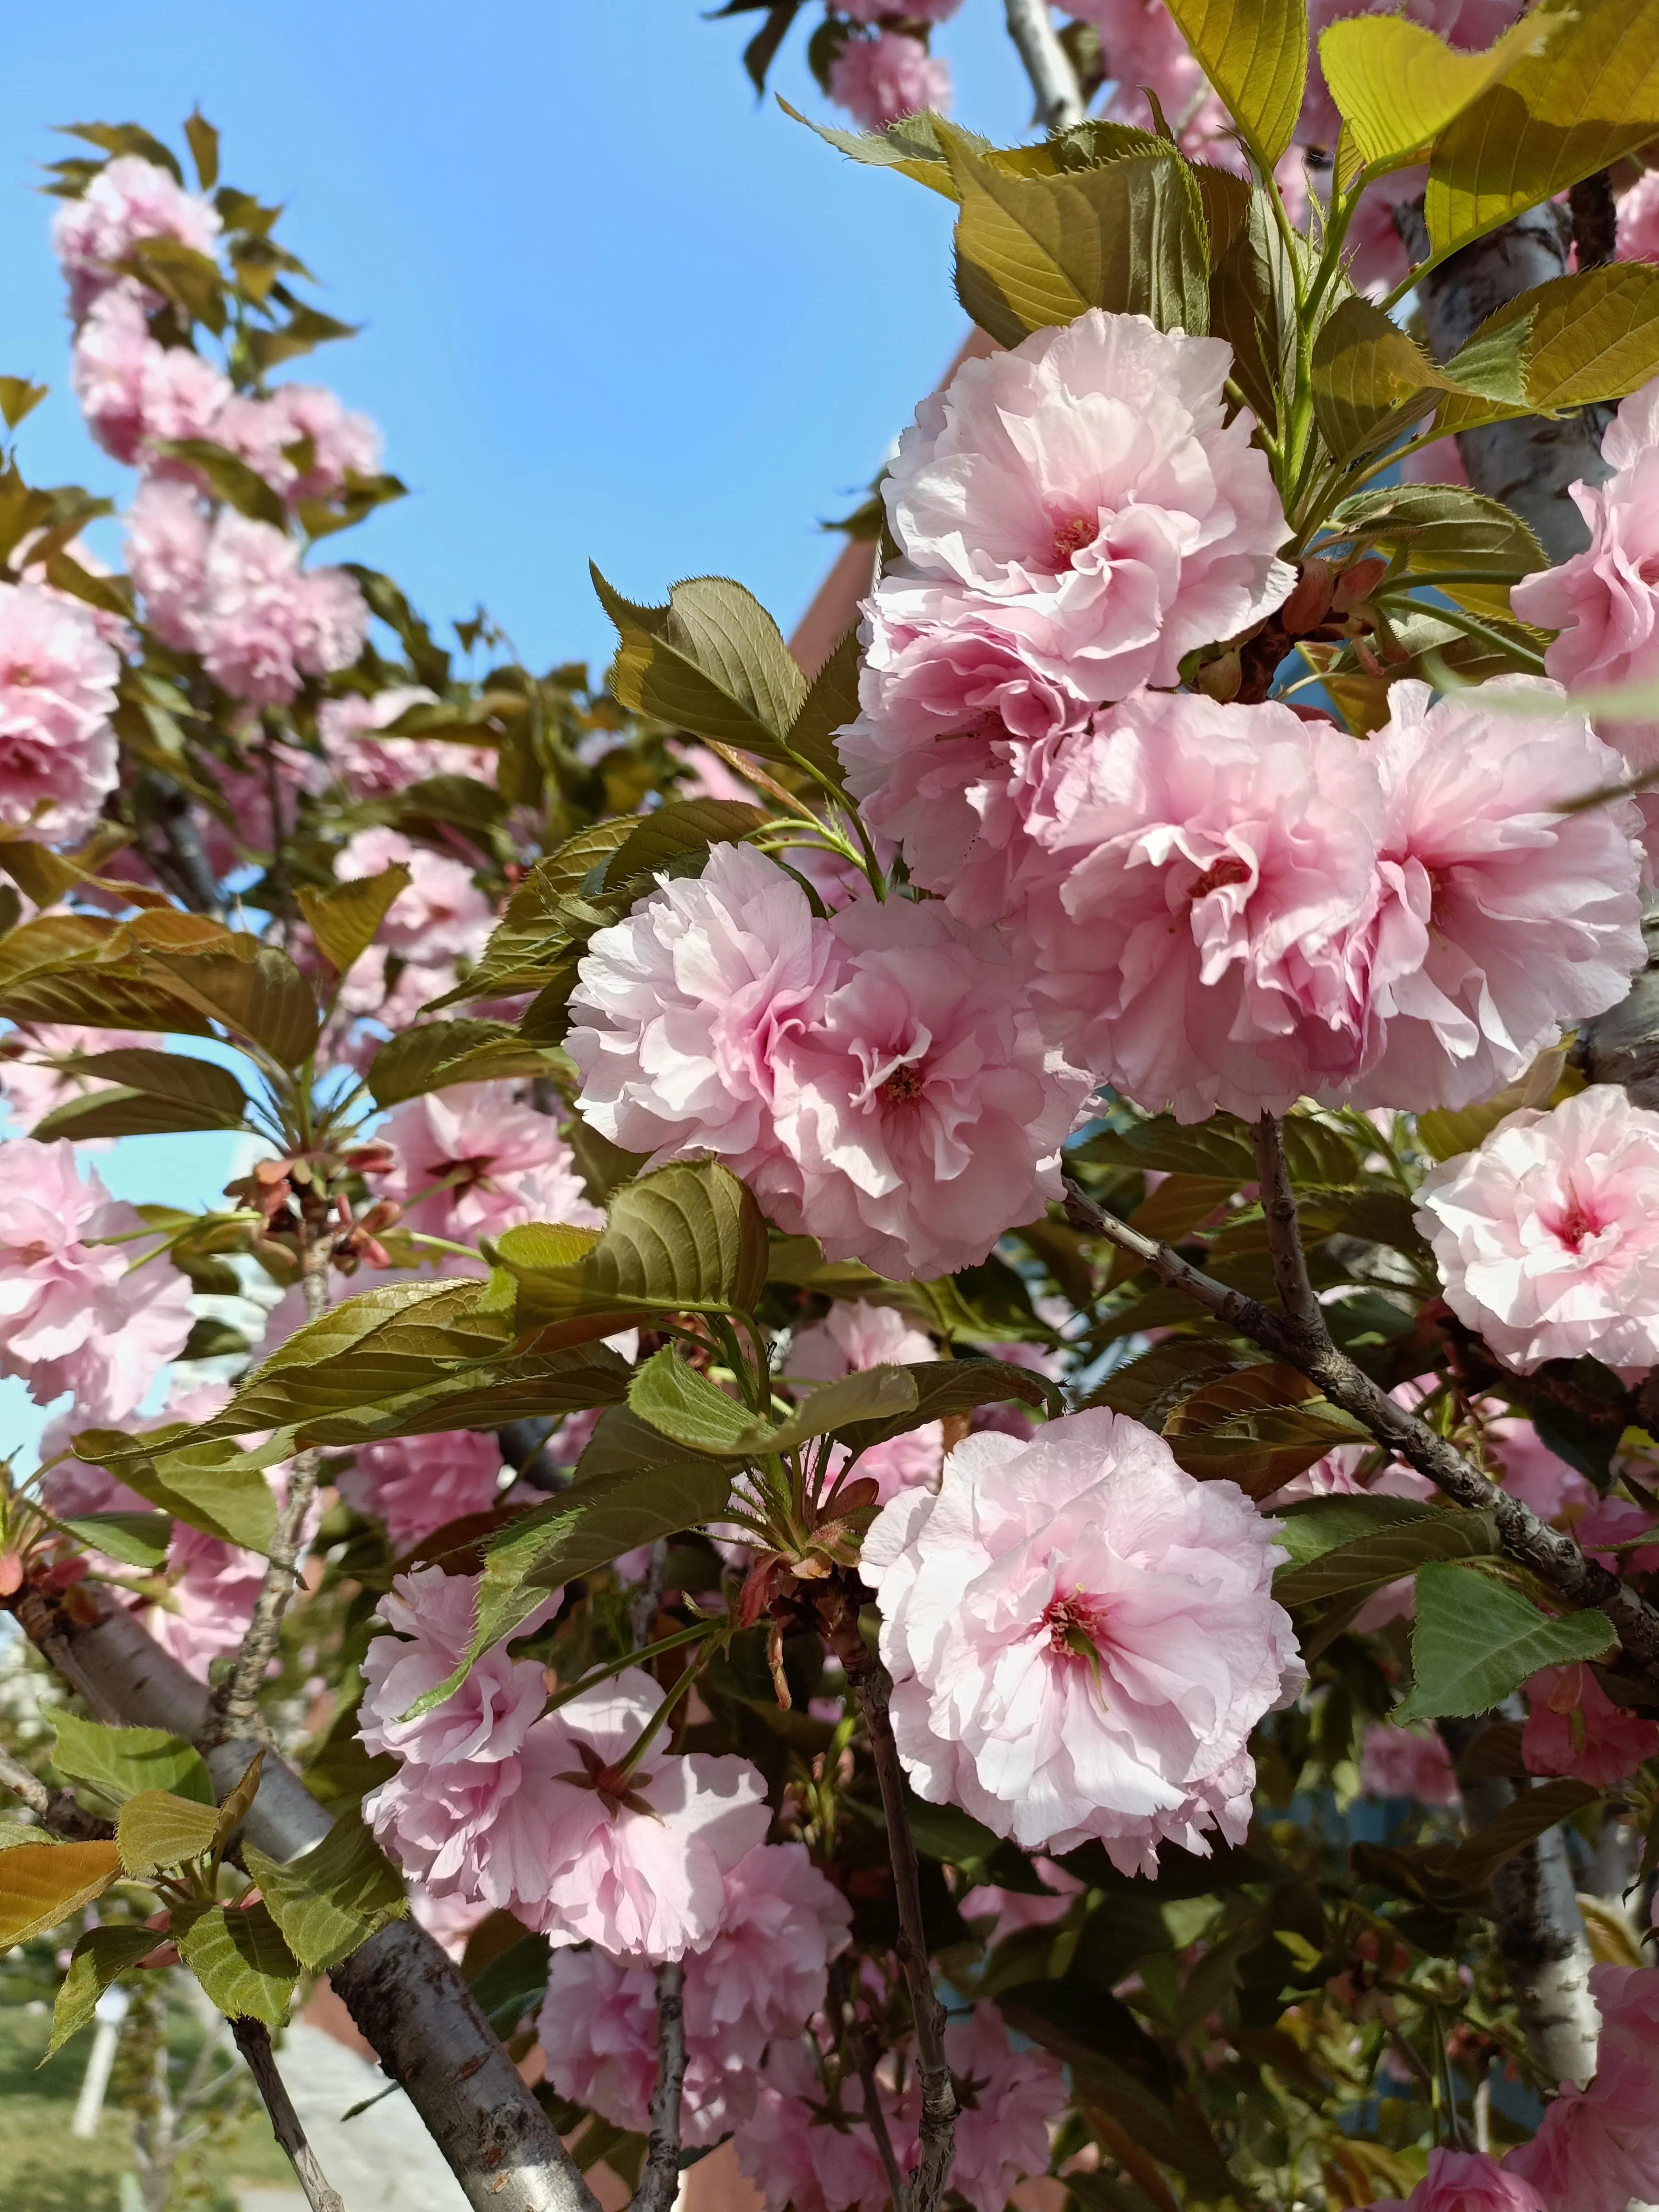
[210,383,381,504]
[318,686,495,795]
[1027,689,1380,1121]
[861,1409,1303,1872]
[1504,1965,1659,2208]
[1360,1724,1459,1805]
[1337,680,1644,1112]
[53,156,221,318]
[150,1523,267,1679]
[0,1138,193,1420]
[374,1081,601,1250]
[335,826,496,965]
[881,311,1292,704]
[1415,1087,1659,1377]
[1372,2147,1548,2212]
[945,2007,1068,2212]
[0,580,122,843]
[828,31,952,128]
[735,2035,917,2212]
[536,1947,754,2148]
[71,286,231,465]
[568,841,1088,1280]
[1523,1661,1659,1787]
[792,1298,942,1506]
[337,1430,507,1552]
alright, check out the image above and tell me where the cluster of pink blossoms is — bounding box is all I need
[337,1430,508,1553]
[567,839,1089,1281]
[368,1080,601,1253]
[839,313,1646,1122]
[791,1297,943,1504]
[823,1,959,131]
[0,580,122,843]
[862,1407,1304,1874]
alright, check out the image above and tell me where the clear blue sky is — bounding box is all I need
[1,1,1044,1463]
[2,0,1039,674]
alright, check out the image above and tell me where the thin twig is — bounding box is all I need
[231,2017,346,2212]
[0,1743,114,1839]
[818,1576,956,2212]
[1061,1171,1659,1690]
[633,1960,686,2212]
[1251,1112,1323,1336]
[1003,0,1087,131]
[1568,171,1618,272]
[831,1957,910,2212]
[209,1236,329,1742]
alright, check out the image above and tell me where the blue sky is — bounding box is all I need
[1,1,1045,1462]
[3,0,1040,674]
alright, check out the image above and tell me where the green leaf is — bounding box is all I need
[1273,1492,1440,1571]
[147,439,287,528]
[70,1430,278,1554]
[498,1160,770,1334]
[779,98,970,197]
[1311,295,1449,463]
[1208,188,1311,436]
[1161,1366,1372,1493]
[366,1018,562,1107]
[1321,483,1544,623]
[1164,0,1309,167]
[941,123,1209,348]
[1435,264,1659,443]
[783,627,861,789]
[183,107,220,189]
[176,1901,299,2027]
[627,1348,754,1454]
[288,1340,631,1450]
[29,1083,243,1142]
[135,937,320,1069]
[296,865,411,974]
[593,569,807,761]
[47,1926,158,2057]
[0,377,49,430]
[604,799,770,886]
[1087,1342,1254,1424]
[1319,11,1564,170]
[1396,1561,1619,1722]
[1426,0,1659,258]
[629,1351,923,1460]
[58,1511,173,1569]
[51,1717,213,1809]
[242,1813,407,1972]
[1274,1504,1500,1605]
[0,1842,122,1947]
[31,1047,248,1143]
[834,1357,1061,1457]
[413,1459,736,1715]
[116,1790,221,1877]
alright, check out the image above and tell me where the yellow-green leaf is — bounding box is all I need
[51,1717,213,1810]
[0,1841,122,1947]
[176,1901,299,2027]
[297,863,412,974]
[1164,0,1309,167]
[242,1812,407,1972]
[1311,295,1451,463]
[593,569,807,762]
[1396,1562,1618,1722]
[47,1925,158,2057]
[1320,11,1564,170]
[116,1790,221,1877]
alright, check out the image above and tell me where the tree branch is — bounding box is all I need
[0,1743,114,1839]
[1568,170,1618,273]
[831,1957,910,2212]
[230,2017,347,2212]
[817,1575,956,2212]
[1251,1112,1323,1335]
[8,1578,602,2212]
[1003,0,1087,131]
[633,1961,686,2212]
[1060,1177,1659,1689]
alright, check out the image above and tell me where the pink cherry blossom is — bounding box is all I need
[319,686,495,794]
[1360,1724,1459,1804]
[0,1023,152,1137]
[1489,1416,1593,1522]
[835,582,1094,926]
[792,1299,942,1505]
[687,1842,852,2063]
[1523,1661,1659,1787]
[1617,166,1659,264]
[125,474,212,651]
[946,2006,1067,2212]
[335,826,496,964]
[375,1081,601,1249]
[828,32,952,129]
[962,1856,1084,1936]
[1505,1965,1659,2209]
[512,1668,770,1959]
[71,287,231,465]
[1029,689,1380,1122]
[149,1524,265,1679]
[735,2034,917,2212]
[1337,679,1645,1113]
[1371,2147,1548,2212]
[536,1947,754,2149]
[0,579,122,843]
[337,1429,506,1552]
[53,158,221,318]
[881,311,1292,703]
[861,1408,1303,1872]
[1414,1086,1659,1377]
[210,384,380,504]
[0,1138,193,1420]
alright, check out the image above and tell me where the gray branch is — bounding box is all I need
[231,2017,347,2212]
[633,1961,686,2212]
[11,1580,601,2212]
[1003,0,1087,131]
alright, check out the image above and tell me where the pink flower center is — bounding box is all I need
[1040,1587,1111,1666]
[437,1150,498,1195]
[1044,509,1099,572]
[1189,854,1252,900]
[1549,1197,1606,1254]
[879,1059,928,1110]
[4,664,36,687]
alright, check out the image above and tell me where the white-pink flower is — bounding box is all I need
[1371,2147,1548,2212]
[335,826,495,965]
[515,1668,770,1959]
[1335,679,1644,1113]
[687,1842,852,2062]
[836,582,1093,926]
[0,1138,193,1420]
[792,1298,942,1505]
[735,2034,916,2212]
[149,1524,265,1679]
[536,1947,754,2149]
[1523,1661,1659,1788]
[71,287,231,465]
[337,1429,506,1552]
[53,158,221,318]
[946,2007,1068,2212]
[862,1408,1303,1872]
[1618,167,1659,264]
[1505,1965,1659,2208]
[211,384,381,504]
[1360,1724,1459,1805]
[375,1081,601,1249]
[1414,1086,1659,1377]
[319,686,494,794]
[0,580,121,843]
[828,31,952,129]
[882,311,1292,703]
[1029,688,1380,1121]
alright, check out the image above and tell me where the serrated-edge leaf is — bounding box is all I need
[51,1716,213,1809]
[1275,1506,1500,1604]
[47,1925,157,2056]
[1396,1561,1619,1722]
[176,1900,299,2027]
[593,568,807,758]
[0,1841,122,1947]
[297,863,412,974]
[116,1789,221,1876]
[242,1812,407,1972]
[1165,0,1309,167]
[1319,11,1563,169]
